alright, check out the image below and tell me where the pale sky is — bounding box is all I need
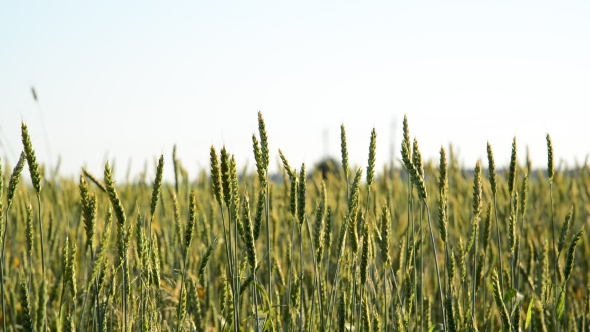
[1,2,590,181]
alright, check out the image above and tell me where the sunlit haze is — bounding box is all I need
[2,2,590,181]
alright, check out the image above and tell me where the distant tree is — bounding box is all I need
[314,157,341,180]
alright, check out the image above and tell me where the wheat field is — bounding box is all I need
[0,113,588,331]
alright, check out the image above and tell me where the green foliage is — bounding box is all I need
[1,114,590,331]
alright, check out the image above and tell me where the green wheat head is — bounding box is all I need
[366,128,377,187]
[508,137,517,195]
[150,154,164,218]
[21,122,42,195]
[340,124,349,181]
[547,134,554,183]
[486,142,497,196]
[6,151,26,210]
